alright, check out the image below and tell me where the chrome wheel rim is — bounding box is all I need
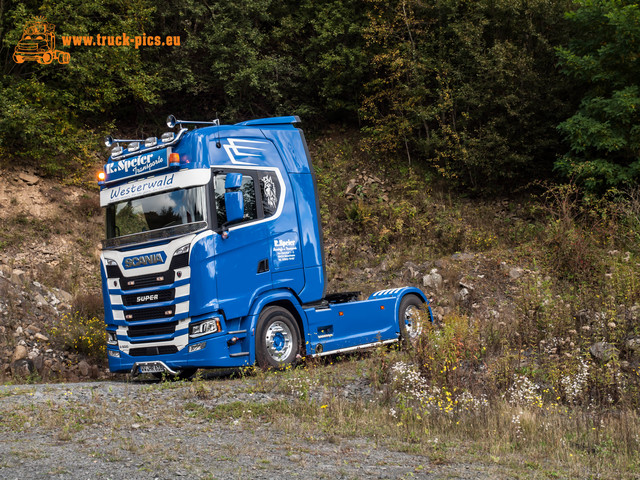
[404,305,422,339]
[265,320,293,361]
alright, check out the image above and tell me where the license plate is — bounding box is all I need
[138,363,165,374]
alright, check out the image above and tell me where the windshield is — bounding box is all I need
[105,186,207,242]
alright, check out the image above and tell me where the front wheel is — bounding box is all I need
[399,294,425,345]
[256,306,301,369]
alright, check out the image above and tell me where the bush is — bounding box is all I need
[49,312,106,363]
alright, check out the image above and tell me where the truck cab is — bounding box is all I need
[98,115,431,376]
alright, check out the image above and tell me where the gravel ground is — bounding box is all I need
[0,376,508,480]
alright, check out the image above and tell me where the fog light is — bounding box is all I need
[190,318,221,338]
[161,132,175,143]
[128,141,140,152]
[106,331,118,346]
[144,137,157,148]
[189,342,206,353]
[111,146,123,157]
[107,350,121,358]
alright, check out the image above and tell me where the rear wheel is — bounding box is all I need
[256,306,301,369]
[399,294,425,345]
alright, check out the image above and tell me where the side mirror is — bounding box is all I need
[224,191,244,223]
[224,173,244,224]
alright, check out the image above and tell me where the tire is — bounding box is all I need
[256,306,301,369]
[153,368,197,381]
[37,52,53,65]
[398,294,425,345]
[13,53,24,63]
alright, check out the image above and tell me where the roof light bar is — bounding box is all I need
[105,135,143,147]
[111,146,123,157]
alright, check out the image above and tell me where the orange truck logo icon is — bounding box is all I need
[13,17,69,65]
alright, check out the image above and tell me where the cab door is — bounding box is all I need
[213,170,272,320]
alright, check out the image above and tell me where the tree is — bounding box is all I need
[361,0,573,194]
[556,0,640,191]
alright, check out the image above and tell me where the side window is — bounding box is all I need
[259,172,281,218]
[214,173,258,226]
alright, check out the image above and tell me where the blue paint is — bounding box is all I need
[99,116,432,374]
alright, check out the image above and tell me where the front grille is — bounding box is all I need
[120,271,175,291]
[128,321,178,338]
[122,289,175,306]
[129,345,178,357]
[124,305,175,322]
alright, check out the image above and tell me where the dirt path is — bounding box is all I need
[0,378,508,480]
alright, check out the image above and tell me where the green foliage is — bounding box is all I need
[360,0,573,194]
[556,0,640,191]
[0,0,158,177]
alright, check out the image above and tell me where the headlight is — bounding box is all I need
[190,318,221,338]
[175,244,190,256]
[105,258,117,266]
[106,331,118,346]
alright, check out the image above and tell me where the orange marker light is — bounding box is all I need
[97,171,106,182]
[339,312,344,316]
[169,152,180,165]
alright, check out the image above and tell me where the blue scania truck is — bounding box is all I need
[98,115,432,377]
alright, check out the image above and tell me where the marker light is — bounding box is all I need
[97,171,106,182]
[144,137,157,148]
[105,135,114,147]
[106,331,118,346]
[169,153,180,166]
[111,146,123,157]
[161,132,175,143]
[128,141,140,152]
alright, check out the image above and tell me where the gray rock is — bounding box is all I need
[78,360,90,377]
[451,252,474,261]
[33,355,44,372]
[589,342,619,363]
[422,269,443,291]
[11,269,26,284]
[455,288,470,303]
[34,293,48,306]
[11,358,34,378]
[509,267,524,280]
[625,337,640,355]
[34,333,49,342]
[19,172,39,185]
[55,288,73,304]
[12,345,28,362]
[26,324,41,335]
